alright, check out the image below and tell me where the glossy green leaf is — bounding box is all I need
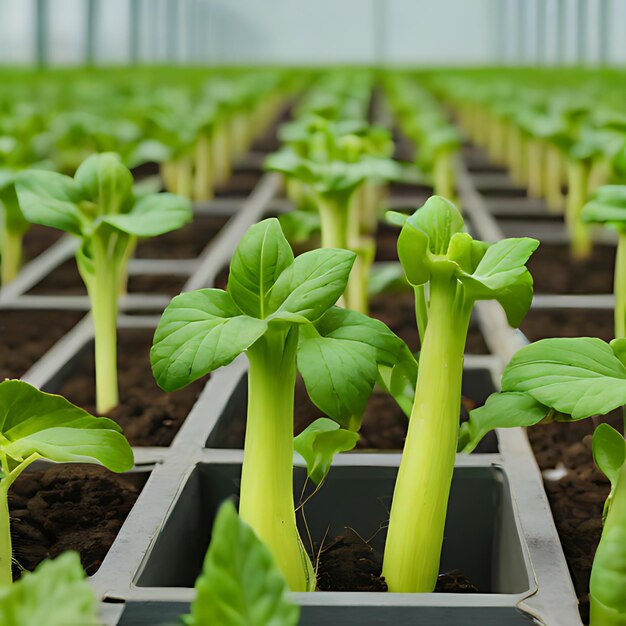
[294,418,359,485]
[268,248,355,321]
[186,500,299,626]
[0,552,98,626]
[227,218,294,318]
[74,152,134,215]
[0,380,133,471]
[592,423,625,522]
[151,289,267,391]
[15,170,83,236]
[102,192,192,237]
[297,325,377,429]
[502,338,626,420]
[459,238,539,327]
[458,392,548,453]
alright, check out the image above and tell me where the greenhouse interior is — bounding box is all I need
[1,1,626,625]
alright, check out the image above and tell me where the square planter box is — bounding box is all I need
[124,459,536,625]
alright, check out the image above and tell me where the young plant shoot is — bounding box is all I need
[382,196,538,593]
[0,380,133,587]
[184,500,299,626]
[151,218,412,592]
[15,153,192,413]
[582,185,626,338]
[265,121,406,313]
[0,173,30,284]
[0,552,98,626]
[459,337,626,626]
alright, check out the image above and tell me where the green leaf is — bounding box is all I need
[15,170,84,236]
[278,210,320,245]
[502,338,626,420]
[0,552,98,626]
[151,289,267,391]
[368,263,411,296]
[227,218,294,318]
[102,192,192,237]
[297,325,378,430]
[268,249,355,322]
[186,500,299,626]
[0,380,133,471]
[396,196,464,286]
[592,423,625,522]
[458,392,548,454]
[294,418,359,485]
[74,152,134,216]
[459,237,539,327]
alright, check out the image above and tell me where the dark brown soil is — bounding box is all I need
[369,290,489,355]
[56,327,208,446]
[520,308,614,343]
[528,244,615,295]
[10,465,147,578]
[0,309,84,379]
[528,413,623,623]
[27,260,187,296]
[134,214,229,259]
[315,528,479,593]
[213,377,487,453]
[22,225,63,261]
[375,222,401,262]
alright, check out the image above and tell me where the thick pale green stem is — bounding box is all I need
[0,486,10,586]
[84,235,124,414]
[212,124,231,186]
[383,270,471,592]
[527,138,544,199]
[1,230,23,284]
[160,161,177,193]
[193,133,213,202]
[590,458,626,626]
[545,144,564,213]
[175,155,194,200]
[433,149,455,201]
[566,160,592,260]
[0,452,40,587]
[615,232,626,339]
[240,329,314,592]
[318,196,348,250]
[589,156,612,193]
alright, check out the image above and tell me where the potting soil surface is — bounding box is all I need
[10,465,147,578]
[527,244,615,295]
[57,327,208,446]
[0,309,84,379]
[316,528,479,593]
[520,309,614,343]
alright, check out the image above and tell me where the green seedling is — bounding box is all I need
[15,153,192,413]
[459,336,626,626]
[0,380,133,586]
[382,196,538,593]
[583,185,626,338]
[151,218,412,592]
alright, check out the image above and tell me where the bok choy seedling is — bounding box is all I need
[266,120,405,313]
[459,337,626,626]
[382,196,538,592]
[0,172,29,284]
[184,500,299,626]
[151,218,412,591]
[0,380,133,587]
[15,153,192,413]
[582,185,626,338]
